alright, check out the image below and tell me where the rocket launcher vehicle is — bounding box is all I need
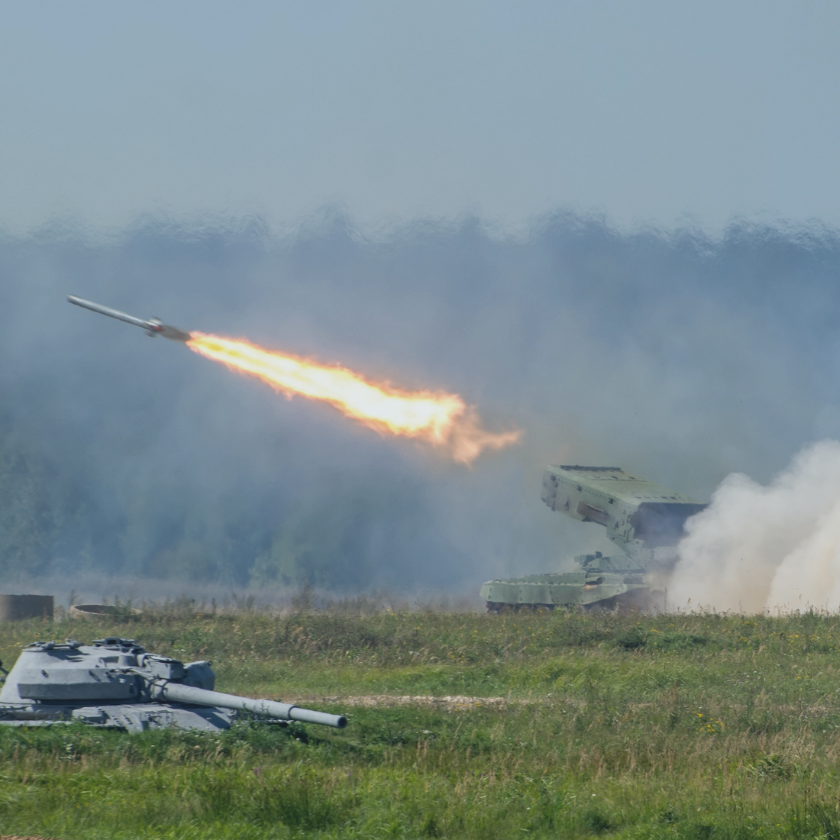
[480,466,707,612]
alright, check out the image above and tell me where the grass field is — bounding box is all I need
[1,604,840,838]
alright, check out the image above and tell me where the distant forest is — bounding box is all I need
[0,392,438,588]
[2,215,839,590]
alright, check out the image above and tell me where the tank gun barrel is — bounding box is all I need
[0,638,348,733]
[149,680,348,728]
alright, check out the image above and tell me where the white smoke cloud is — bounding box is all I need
[669,440,840,612]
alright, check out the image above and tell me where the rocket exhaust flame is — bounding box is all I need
[66,295,519,463]
[186,332,520,463]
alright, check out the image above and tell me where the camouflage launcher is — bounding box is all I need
[480,466,707,612]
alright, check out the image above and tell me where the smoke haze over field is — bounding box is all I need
[2,213,840,597]
[671,441,840,613]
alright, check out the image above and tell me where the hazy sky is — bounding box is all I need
[2,1,839,235]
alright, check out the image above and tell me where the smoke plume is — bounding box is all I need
[670,440,840,613]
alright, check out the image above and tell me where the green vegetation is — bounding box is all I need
[0,402,439,590]
[2,606,840,838]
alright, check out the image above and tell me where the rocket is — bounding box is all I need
[67,295,192,342]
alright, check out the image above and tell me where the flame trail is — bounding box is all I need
[186,332,520,464]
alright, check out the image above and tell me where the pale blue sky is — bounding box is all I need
[1,1,838,234]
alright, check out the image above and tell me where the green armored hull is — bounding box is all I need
[481,466,706,612]
[481,552,648,611]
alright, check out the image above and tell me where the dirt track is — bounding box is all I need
[0,835,54,840]
[313,694,517,710]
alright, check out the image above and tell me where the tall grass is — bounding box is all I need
[1,608,840,838]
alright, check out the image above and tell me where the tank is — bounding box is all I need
[480,465,707,612]
[0,637,347,732]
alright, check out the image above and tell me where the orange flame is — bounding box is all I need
[186,332,520,464]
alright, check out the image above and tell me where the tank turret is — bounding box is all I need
[0,637,347,732]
